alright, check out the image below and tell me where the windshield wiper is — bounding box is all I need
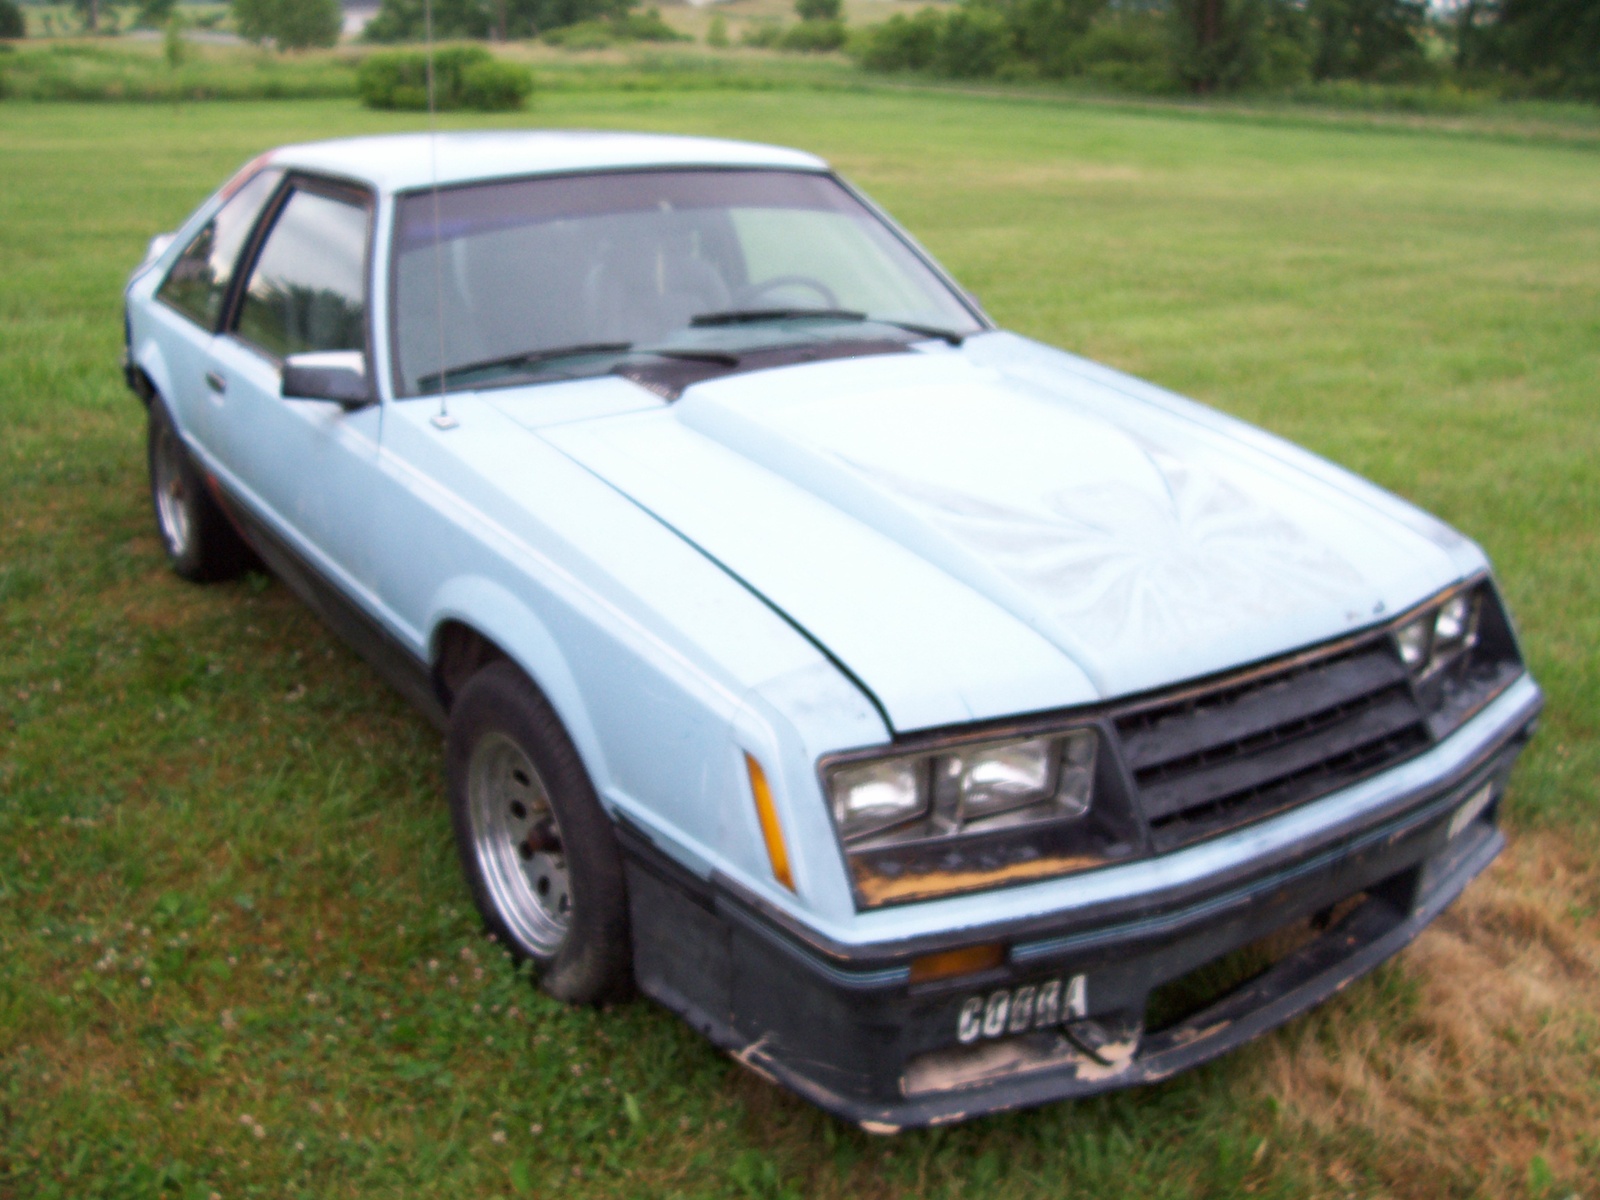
[691,308,867,327]
[648,348,742,365]
[875,318,967,346]
[690,308,966,345]
[417,342,633,391]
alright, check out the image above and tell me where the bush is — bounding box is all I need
[779,18,846,51]
[543,8,685,46]
[0,0,25,39]
[542,18,617,46]
[741,19,783,47]
[615,7,687,40]
[1071,21,1177,92]
[706,12,727,47]
[853,8,943,71]
[794,0,840,20]
[357,46,532,109]
[461,56,533,106]
[933,6,1011,76]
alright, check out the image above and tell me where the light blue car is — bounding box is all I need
[123,131,1541,1130]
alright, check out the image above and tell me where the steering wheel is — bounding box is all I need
[731,274,840,310]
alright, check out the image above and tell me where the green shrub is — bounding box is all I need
[543,18,616,46]
[615,8,688,41]
[544,8,686,46]
[706,12,728,47]
[357,46,531,110]
[853,8,943,71]
[460,56,533,107]
[163,11,186,67]
[741,18,783,47]
[934,6,1010,76]
[779,18,846,51]
[1070,21,1177,92]
[794,0,840,21]
[0,0,26,39]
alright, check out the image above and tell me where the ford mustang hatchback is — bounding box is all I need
[122,132,1541,1130]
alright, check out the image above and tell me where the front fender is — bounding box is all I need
[425,575,609,800]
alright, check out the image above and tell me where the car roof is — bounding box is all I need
[267,130,829,195]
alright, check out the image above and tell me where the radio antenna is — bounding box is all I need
[425,0,458,431]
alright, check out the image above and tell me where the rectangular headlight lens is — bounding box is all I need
[937,738,1053,822]
[933,731,1097,826]
[830,757,926,842]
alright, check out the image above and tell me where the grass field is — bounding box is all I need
[1,88,1598,1199]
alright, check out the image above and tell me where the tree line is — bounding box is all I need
[853,0,1597,98]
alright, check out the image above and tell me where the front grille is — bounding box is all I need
[1115,639,1432,853]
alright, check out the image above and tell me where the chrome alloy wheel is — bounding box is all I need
[467,732,572,956]
[151,422,193,558]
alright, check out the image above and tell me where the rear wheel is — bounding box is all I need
[447,661,632,1003]
[146,398,251,582]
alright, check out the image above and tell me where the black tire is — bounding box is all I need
[146,397,252,582]
[447,660,632,1004]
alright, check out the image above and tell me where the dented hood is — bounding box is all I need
[533,332,1484,733]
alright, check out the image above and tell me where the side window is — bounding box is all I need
[234,187,370,360]
[156,169,283,330]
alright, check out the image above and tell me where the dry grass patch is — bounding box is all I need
[1265,830,1600,1196]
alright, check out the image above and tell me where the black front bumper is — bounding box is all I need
[618,708,1534,1131]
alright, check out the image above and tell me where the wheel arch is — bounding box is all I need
[425,578,612,804]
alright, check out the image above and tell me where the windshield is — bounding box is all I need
[390,168,982,396]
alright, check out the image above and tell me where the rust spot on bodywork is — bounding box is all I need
[852,853,1110,906]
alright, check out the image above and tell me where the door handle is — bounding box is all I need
[204,370,227,394]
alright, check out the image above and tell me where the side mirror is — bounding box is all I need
[282,351,374,409]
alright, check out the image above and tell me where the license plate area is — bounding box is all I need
[954,973,1089,1045]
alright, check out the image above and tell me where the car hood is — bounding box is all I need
[524,332,1484,733]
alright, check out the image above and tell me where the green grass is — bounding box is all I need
[1,90,1598,1199]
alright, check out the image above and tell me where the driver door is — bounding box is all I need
[202,177,385,602]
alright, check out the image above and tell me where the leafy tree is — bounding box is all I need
[706,12,728,46]
[1459,0,1600,98]
[1306,0,1427,80]
[363,0,492,41]
[0,0,24,39]
[234,0,343,48]
[363,0,629,40]
[992,0,1105,78]
[164,9,187,64]
[70,0,101,33]
[136,0,177,28]
[1168,0,1268,92]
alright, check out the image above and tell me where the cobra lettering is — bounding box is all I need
[956,974,1088,1044]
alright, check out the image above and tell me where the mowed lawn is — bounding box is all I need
[1,91,1597,1200]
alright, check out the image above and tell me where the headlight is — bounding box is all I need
[1394,589,1483,679]
[1433,592,1478,653]
[1395,616,1431,670]
[828,731,1098,846]
[823,727,1140,908]
[830,758,926,842]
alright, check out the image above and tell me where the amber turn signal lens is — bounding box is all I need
[908,943,1006,983]
[745,754,796,892]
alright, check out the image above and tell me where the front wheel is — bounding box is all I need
[446,661,632,1004]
